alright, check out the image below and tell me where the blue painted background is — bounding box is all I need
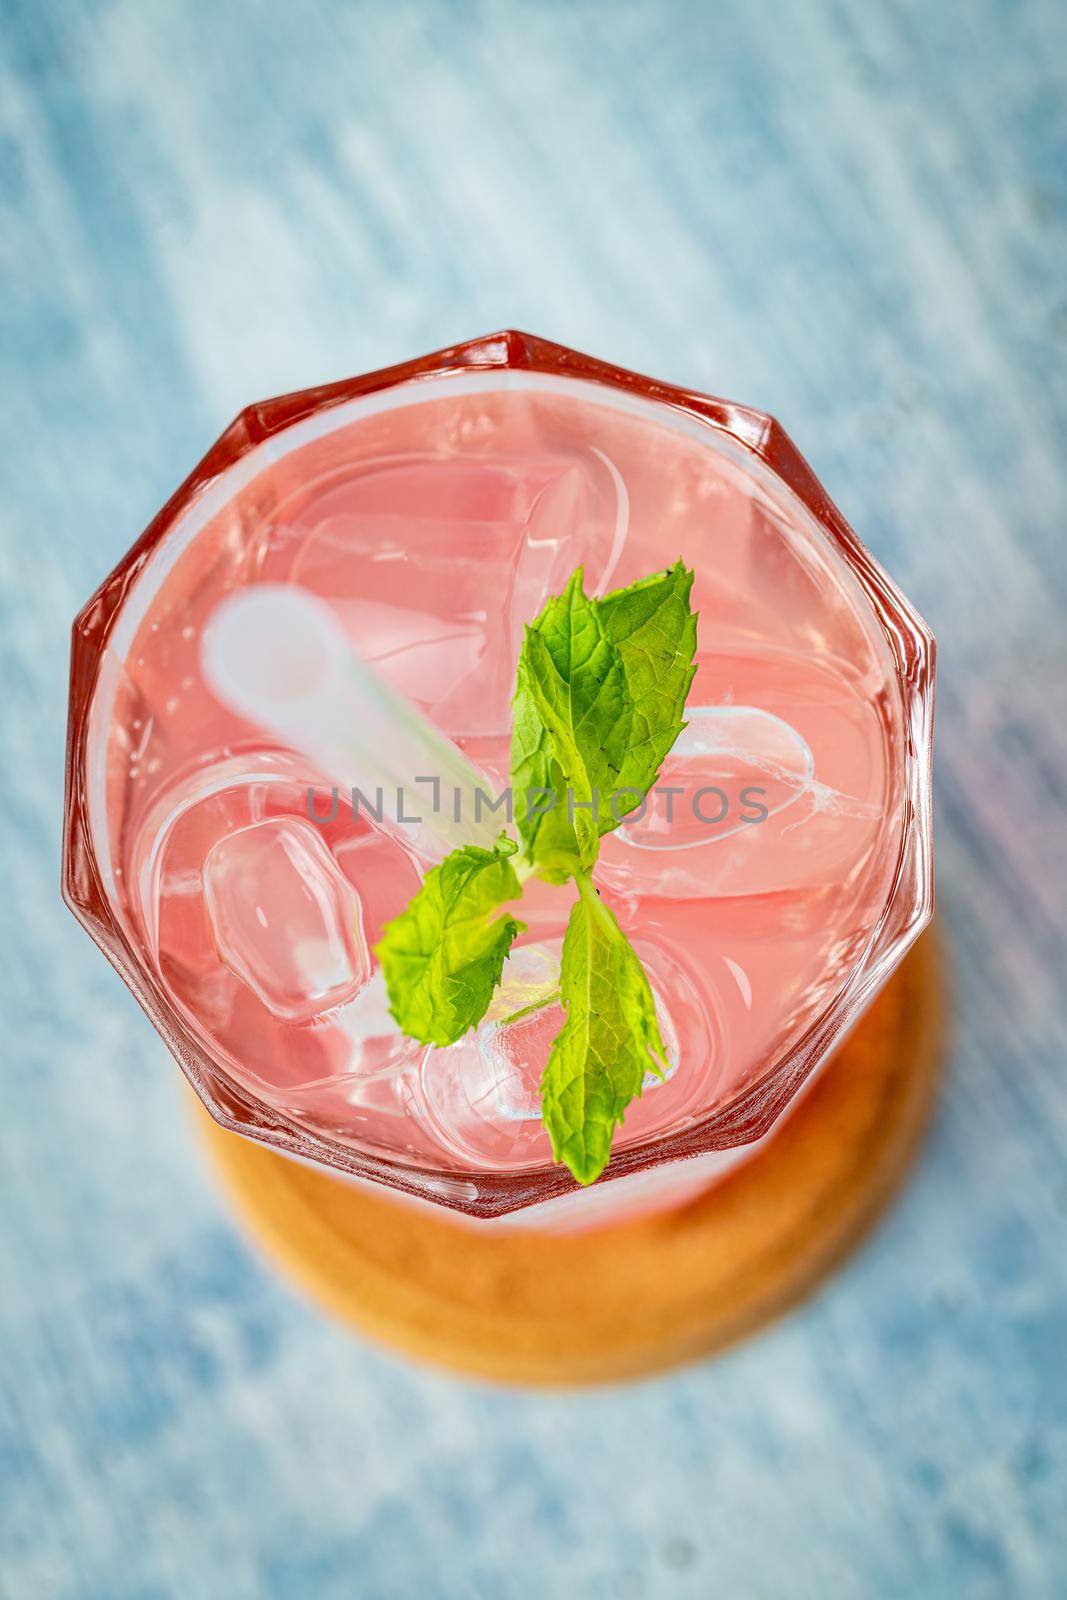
[2,1,1066,1595]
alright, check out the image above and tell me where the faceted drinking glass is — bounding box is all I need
[63,332,934,1220]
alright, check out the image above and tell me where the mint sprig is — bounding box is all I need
[375,561,697,1184]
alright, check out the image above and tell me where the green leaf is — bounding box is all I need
[510,645,584,882]
[375,834,525,1047]
[598,560,698,818]
[511,569,626,870]
[510,569,632,870]
[510,564,697,874]
[540,879,670,1185]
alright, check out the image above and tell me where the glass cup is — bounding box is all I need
[63,331,934,1227]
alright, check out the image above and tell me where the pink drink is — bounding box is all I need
[72,343,932,1222]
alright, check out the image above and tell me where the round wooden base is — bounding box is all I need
[197,934,945,1385]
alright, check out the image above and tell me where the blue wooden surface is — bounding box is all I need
[2,1,1066,1595]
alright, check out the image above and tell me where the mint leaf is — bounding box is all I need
[511,570,632,870]
[376,835,525,1047]
[540,879,670,1185]
[598,560,698,817]
[510,648,583,882]
[511,565,697,875]
[512,569,631,870]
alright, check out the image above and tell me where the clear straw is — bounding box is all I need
[201,583,502,862]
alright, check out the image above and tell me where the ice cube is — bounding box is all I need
[203,817,367,1021]
[482,940,560,1025]
[472,997,567,1124]
[418,938,686,1168]
[327,970,425,1084]
[287,449,626,736]
[598,703,882,900]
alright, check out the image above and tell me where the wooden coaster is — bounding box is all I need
[197,933,945,1385]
